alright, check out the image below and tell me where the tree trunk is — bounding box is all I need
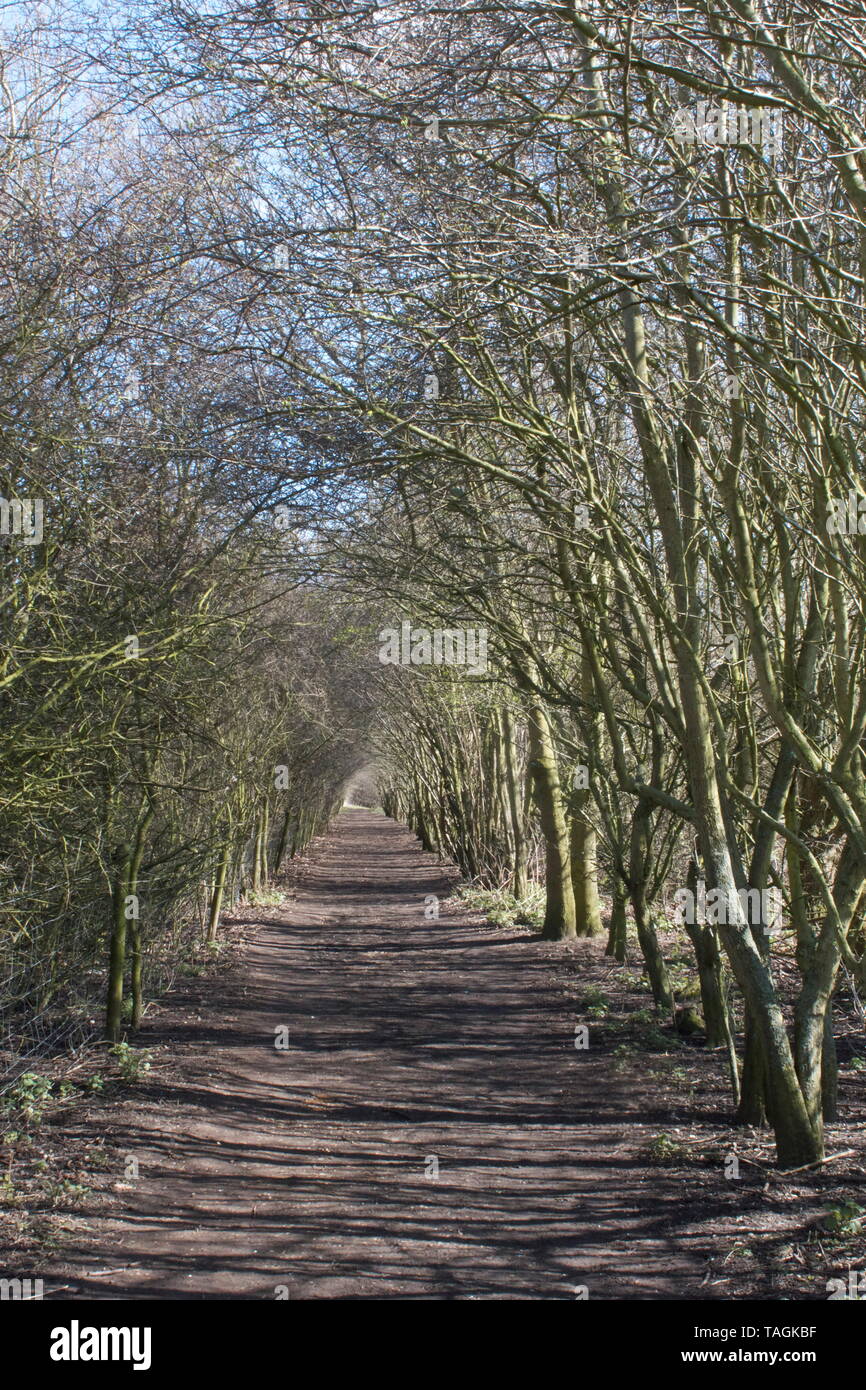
[571,811,603,937]
[106,842,132,1042]
[605,876,628,962]
[127,807,153,1030]
[571,643,603,936]
[737,1006,769,1126]
[252,802,268,891]
[273,808,292,874]
[680,682,821,1165]
[527,701,576,940]
[629,801,673,1009]
[207,840,231,944]
[501,706,529,898]
[684,859,737,1058]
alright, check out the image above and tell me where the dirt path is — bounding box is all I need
[49,809,717,1300]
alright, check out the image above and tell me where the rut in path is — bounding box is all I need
[51,809,714,1299]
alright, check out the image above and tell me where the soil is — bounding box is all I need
[4,809,864,1300]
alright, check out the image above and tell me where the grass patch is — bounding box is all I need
[820,1201,865,1239]
[579,986,610,1018]
[456,882,545,930]
[643,1132,688,1166]
[245,887,286,907]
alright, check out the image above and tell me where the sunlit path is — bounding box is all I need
[47,811,710,1300]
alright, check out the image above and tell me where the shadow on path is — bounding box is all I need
[48,810,717,1300]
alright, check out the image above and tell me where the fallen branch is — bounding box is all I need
[736,1149,857,1178]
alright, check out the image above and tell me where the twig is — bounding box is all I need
[770,1149,856,1177]
[737,1149,856,1178]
